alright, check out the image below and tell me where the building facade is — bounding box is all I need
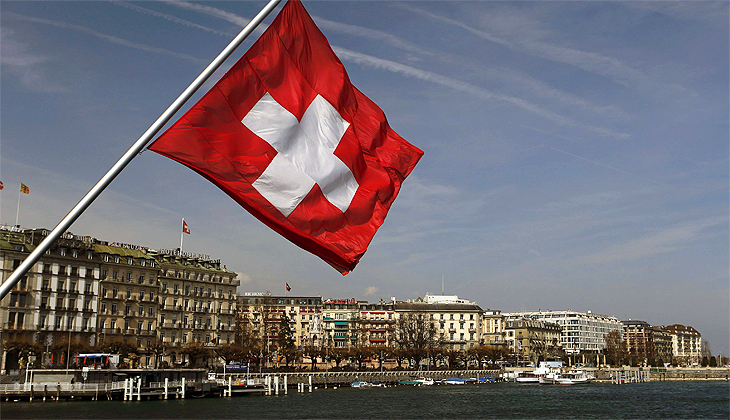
[396,298,483,350]
[504,310,623,354]
[322,298,360,348]
[0,226,238,370]
[237,293,324,350]
[153,250,238,355]
[96,243,160,353]
[505,318,562,363]
[665,324,702,365]
[622,320,654,364]
[0,227,100,371]
[355,300,396,348]
[481,309,506,347]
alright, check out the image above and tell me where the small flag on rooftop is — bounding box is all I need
[182,219,191,234]
[286,283,291,292]
[20,183,29,194]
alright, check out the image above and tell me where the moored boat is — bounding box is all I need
[442,377,466,385]
[351,381,371,388]
[397,380,421,386]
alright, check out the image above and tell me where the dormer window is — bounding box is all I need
[140,259,146,267]
[127,257,133,265]
[60,248,67,256]
[114,256,120,263]
[103,254,109,262]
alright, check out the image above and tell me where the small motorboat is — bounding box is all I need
[351,381,371,388]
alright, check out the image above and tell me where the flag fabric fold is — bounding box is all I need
[149,0,423,274]
[182,219,191,234]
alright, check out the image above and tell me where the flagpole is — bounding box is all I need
[0,0,284,301]
[15,187,21,227]
[180,218,185,253]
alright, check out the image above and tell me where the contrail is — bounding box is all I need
[4,12,203,63]
[109,1,233,37]
[550,147,664,185]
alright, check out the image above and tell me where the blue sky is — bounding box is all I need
[1,1,728,354]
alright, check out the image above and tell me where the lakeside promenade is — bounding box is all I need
[1,367,728,402]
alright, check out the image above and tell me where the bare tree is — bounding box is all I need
[393,311,443,367]
[604,331,627,366]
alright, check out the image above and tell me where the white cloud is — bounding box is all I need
[364,286,379,296]
[563,217,728,266]
[0,27,67,93]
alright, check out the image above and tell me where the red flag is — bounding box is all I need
[182,219,191,234]
[286,283,291,292]
[0,181,4,190]
[150,0,422,274]
[20,183,29,194]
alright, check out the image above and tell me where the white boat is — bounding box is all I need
[443,377,466,385]
[515,371,539,383]
[415,377,435,386]
[539,369,594,385]
[557,370,594,385]
[517,361,563,383]
[351,381,371,388]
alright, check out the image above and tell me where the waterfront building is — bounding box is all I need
[0,227,101,372]
[151,250,238,358]
[504,310,623,354]
[354,300,396,348]
[481,309,506,347]
[237,293,324,350]
[664,324,702,366]
[505,317,562,363]
[322,298,360,348]
[96,242,160,358]
[396,295,483,350]
[622,320,655,365]
[651,326,673,364]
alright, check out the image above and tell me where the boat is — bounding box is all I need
[557,370,594,385]
[351,381,371,388]
[370,381,385,387]
[515,371,540,383]
[522,361,564,383]
[539,369,594,385]
[397,380,421,386]
[415,377,435,386]
[442,377,466,385]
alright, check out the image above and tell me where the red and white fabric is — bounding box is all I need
[150,0,423,274]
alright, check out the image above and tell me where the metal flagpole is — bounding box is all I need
[0,0,284,301]
[180,218,185,253]
[15,186,21,227]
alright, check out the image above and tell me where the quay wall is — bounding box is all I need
[226,370,500,386]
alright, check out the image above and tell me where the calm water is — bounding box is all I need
[2,381,728,419]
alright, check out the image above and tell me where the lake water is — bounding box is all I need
[2,381,728,419]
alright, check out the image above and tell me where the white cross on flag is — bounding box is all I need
[149,0,423,274]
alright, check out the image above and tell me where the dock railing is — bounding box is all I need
[0,382,126,393]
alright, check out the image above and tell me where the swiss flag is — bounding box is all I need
[286,283,291,292]
[182,219,191,234]
[149,0,423,274]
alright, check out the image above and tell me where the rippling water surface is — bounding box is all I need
[3,381,728,419]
